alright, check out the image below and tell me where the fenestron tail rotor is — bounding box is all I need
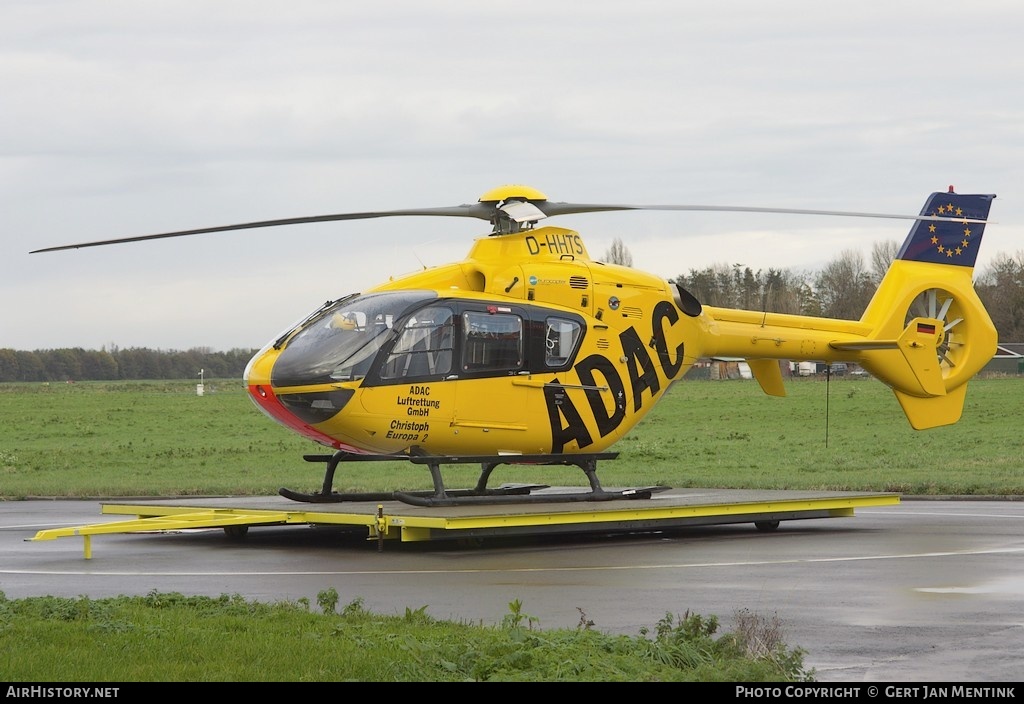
[906,288,966,373]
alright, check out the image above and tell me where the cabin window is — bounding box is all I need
[380,306,454,380]
[544,317,582,367]
[462,311,523,372]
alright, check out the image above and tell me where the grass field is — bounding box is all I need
[5,376,1016,682]
[1,375,1021,499]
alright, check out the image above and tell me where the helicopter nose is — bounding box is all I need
[247,383,355,448]
[244,345,354,449]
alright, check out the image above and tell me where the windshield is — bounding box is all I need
[271,291,437,387]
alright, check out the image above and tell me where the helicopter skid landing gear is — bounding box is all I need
[279,450,671,507]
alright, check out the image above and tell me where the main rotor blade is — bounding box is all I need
[30,198,989,254]
[539,201,990,223]
[30,203,495,253]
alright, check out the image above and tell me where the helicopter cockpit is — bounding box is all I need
[270,290,437,387]
[262,288,588,392]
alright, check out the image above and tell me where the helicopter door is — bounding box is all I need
[356,305,456,451]
[452,306,529,445]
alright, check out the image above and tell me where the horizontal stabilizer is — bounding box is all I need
[830,340,899,351]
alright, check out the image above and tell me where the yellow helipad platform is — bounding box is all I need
[31,488,900,559]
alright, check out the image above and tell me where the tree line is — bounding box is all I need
[0,346,257,383]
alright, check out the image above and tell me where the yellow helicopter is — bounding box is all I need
[32,184,998,506]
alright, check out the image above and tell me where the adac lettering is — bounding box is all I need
[575,355,626,435]
[544,379,593,453]
[545,306,686,452]
[652,300,685,377]
[396,385,439,417]
[619,326,660,412]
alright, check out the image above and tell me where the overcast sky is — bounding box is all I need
[4,1,1023,353]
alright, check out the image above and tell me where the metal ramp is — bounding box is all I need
[30,489,901,559]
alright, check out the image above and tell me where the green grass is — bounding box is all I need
[1,376,1022,498]
[0,591,813,682]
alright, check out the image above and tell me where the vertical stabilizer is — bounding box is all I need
[896,188,995,267]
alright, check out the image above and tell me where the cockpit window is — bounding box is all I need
[271,291,436,387]
[379,306,454,380]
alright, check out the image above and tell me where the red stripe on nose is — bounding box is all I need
[247,384,357,451]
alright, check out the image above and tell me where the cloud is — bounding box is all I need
[3,1,1023,351]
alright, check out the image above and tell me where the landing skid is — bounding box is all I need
[279,450,671,507]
